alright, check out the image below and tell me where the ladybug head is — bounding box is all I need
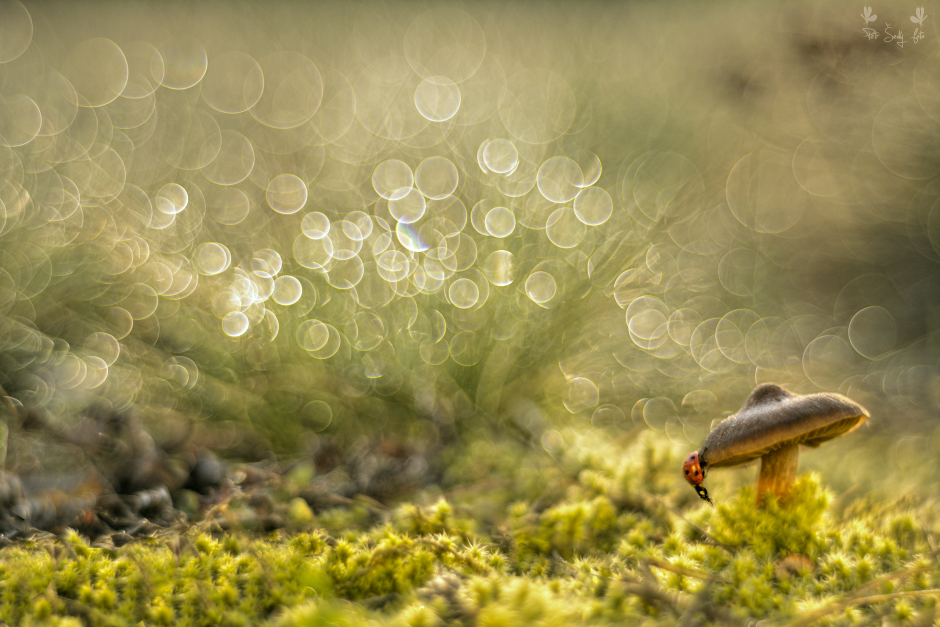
[682,451,704,486]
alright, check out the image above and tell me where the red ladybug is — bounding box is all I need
[683,451,712,504]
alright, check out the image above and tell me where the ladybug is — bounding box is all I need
[682,451,712,505]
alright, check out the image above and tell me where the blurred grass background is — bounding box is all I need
[0,0,937,503]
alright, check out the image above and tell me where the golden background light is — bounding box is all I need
[0,1,936,473]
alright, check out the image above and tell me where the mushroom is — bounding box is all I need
[682,383,869,505]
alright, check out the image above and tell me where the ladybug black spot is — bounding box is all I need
[684,469,689,475]
[694,471,699,476]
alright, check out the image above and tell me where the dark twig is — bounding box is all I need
[646,493,735,554]
[620,581,684,614]
[556,552,741,626]
[644,556,729,583]
[361,592,399,609]
[847,566,934,598]
[783,588,940,627]
[677,581,715,627]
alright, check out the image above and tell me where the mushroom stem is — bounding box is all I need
[757,444,799,505]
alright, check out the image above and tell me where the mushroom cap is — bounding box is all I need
[700,383,869,468]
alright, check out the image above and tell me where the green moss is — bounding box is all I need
[394,498,476,539]
[709,474,831,559]
[511,495,623,568]
[323,531,439,599]
[395,602,443,627]
[268,600,370,627]
[462,576,578,627]
[2,432,940,627]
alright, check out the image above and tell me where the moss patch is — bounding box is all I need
[708,474,831,559]
[2,432,940,627]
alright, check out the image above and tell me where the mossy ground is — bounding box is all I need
[2,429,939,627]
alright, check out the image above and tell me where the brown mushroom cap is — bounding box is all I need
[700,383,869,468]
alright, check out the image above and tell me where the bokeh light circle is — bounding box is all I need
[415,156,459,200]
[222,311,249,337]
[849,306,897,360]
[414,77,461,122]
[272,276,302,305]
[64,38,129,107]
[194,242,231,275]
[0,1,33,63]
[373,160,414,201]
[484,206,515,238]
[573,186,613,226]
[526,271,556,304]
[266,174,307,214]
